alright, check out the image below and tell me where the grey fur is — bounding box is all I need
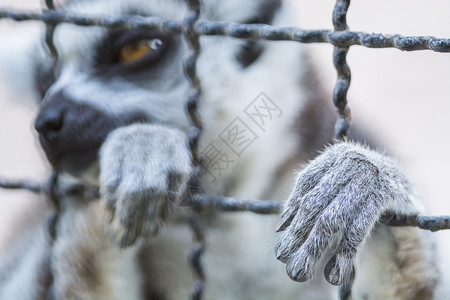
[275,142,422,285]
[99,124,191,247]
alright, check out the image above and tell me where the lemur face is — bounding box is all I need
[32,0,283,178]
[33,1,188,176]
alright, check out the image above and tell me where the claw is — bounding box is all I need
[324,254,355,286]
[276,214,294,232]
[275,243,291,263]
[324,256,341,285]
[286,255,312,282]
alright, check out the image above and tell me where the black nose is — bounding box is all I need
[35,101,64,141]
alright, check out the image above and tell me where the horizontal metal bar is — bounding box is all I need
[383,213,450,232]
[0,9,182,33]
[2,176,450,231]
[0,178,44,193]
[0,177,99,200]
[2,10,450,52]
[192,194,284,214]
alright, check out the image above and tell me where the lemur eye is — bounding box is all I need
[118,38,164,64]
[96,31,171,73]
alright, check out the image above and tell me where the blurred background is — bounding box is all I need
[0,0,449,254]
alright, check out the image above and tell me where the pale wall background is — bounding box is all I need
[0,0,450,254]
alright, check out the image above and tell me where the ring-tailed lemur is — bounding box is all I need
[0,0,447,299]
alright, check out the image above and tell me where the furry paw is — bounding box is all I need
[275,142,421,285]
[99,124,191,247]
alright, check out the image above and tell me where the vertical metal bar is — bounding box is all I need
[42,0,60,238]
[42,1,61,299]
[332,0,352,140]
[43,0,58,59]
[182,1,206,299]
[188,214,206,300]
[332,1,354,298]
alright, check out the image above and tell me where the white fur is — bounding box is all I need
[0,227,49,300]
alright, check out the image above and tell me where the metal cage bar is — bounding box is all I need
[182,1,207,299]
[332,0,351,140]
[2,10,450,52]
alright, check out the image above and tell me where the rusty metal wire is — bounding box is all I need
[331,1,352,297]
[2,9,450,52]
[332,0,351,140]
[40,0,61,298]
[2,1,450,300]
[2,178,449,232]
[182,1,206,299]
[383,214,450,232]
[0,178,44,193]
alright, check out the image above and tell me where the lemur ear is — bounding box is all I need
[0,25,43,106]
[246,0,282,25]
[235,0,281,68]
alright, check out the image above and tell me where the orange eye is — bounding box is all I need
[118,38,163,64]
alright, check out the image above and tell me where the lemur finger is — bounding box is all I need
[277,149,341,232]
[110,171,156,246]
[100,186,119,219]
[140,189,172,236]
[284,214,343,282]
[99,136,126,215]
[276,176,351,263]
[324,197,383,285]
[111,190,149,247]
[281,172,377,281]
[276,157,361,261]
[167,172,186,205]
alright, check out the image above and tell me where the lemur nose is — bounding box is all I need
[34,106,64,141]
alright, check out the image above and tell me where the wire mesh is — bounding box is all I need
[1,1,450,299]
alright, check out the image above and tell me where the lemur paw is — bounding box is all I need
[99,124,191,247]
[275,142,420,285]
